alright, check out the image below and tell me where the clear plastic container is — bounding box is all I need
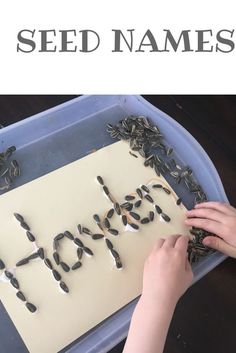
[0,95,228,353]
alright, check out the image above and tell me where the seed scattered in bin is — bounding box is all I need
[103,185,109,195]
[52,269,61,281]
[60,262,70,272]
[0,259,5,269]
[16,291,26,302]
[26,231,35,242]
[26,302,37,313]
[60,281,69,293]
[155,205,162,214]
[114,202,121,215]
[10,277,19,289]
[163,187,171,195]
[20,221,30,231]
[14,213,24,222]
[141,185,150,193]
[105,238,113,250]
[74,237,84,248]
[136,188,143,199]
[145,194,154,203]
[64,231,74,240]
[125,195,135,201]
[176,198,182,205]
[83,247,94,256]
[134,200,142,208]
[92,233,104,240]
[72,261,82,270]
[97,176,104,185]
[107,208,114,219]
[141,217,150,224]
[37,248,44,259]
[16,258,29,267]
[161,213,171,222]
[129,151,138,158]
[44,258,53,270]
[108,228,119,236]
[149,211,154,221]
[53,252,60,265]
[129,211,140,220]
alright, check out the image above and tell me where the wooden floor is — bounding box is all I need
[0,95,235,353]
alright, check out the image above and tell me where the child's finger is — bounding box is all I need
[203,236,236,258]
[163,234,181,248]
[186,208,223,223]
[154,238,165,250]
[184,217,224,235]
[175,235,189,254]
[194,202,236,215]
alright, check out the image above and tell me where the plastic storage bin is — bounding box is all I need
[0,95,228,353]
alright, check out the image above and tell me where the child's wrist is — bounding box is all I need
[140,291,178,312]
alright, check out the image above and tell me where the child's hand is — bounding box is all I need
[142,235,193,307]
[185,202,236,258]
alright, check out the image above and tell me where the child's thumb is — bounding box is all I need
[203,236,236,258]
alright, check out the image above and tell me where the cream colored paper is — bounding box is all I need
[0,141,190,353]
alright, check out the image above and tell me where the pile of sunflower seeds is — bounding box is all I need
[107,115,214,264]
[0,146,20,192]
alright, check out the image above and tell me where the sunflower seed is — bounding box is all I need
[82,227,92,236]
[103,185,109,195]
[26,302,37,313]
[97,175,104,185]
[16,291,26,302]
[4,270,13,279]
[105,238,113,250]
[11,159,19,168]
[20,221,30,231]
[77,224,82,234]
[166,147,173,156]
[145,194,154,203]
[125,195,135,201]
[0,259,5,269]
[37,248,44,259]
[129,223,139,230]
[134,200,142,208]
[14,213,24,222]
[129,151,138,158]
[108,228,119,236]
[92,233,104,240]
[115,259,123,269]
[141,217,150,224]
[155,205,162,214]
[77,247,83,260]
[55,233,64,241]
[129,211,140,220]
[60,281,69,293]
[110,249,120,260]
[120,202,133,211]
[26,252,39,261]
[93,214,100,223]
[107,208,114,219]
[64,231,74,240]
[60,262,70,272]
[25,231,35,242]
[114,202,121,215]
[163,187,171,195]
[104,218,110,229]
[83,247,94,256]
[44,258,53,269]
[10,277,19,289]
[149,211,154,221]
[136,188,143,199]
[141,185,150,193]
[72,261,82,270]
[161,213,171,222]
[0,167,9,177]
[74,237,84,247]
[53,239,59,251]
[122,214,128,226]
[176,198,182,205]
[16,258,29,267]
[52,269,61,281]
[152,184,163,189]
[53,252,60,265]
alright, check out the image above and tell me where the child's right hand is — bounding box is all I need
[185,202,236,258]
